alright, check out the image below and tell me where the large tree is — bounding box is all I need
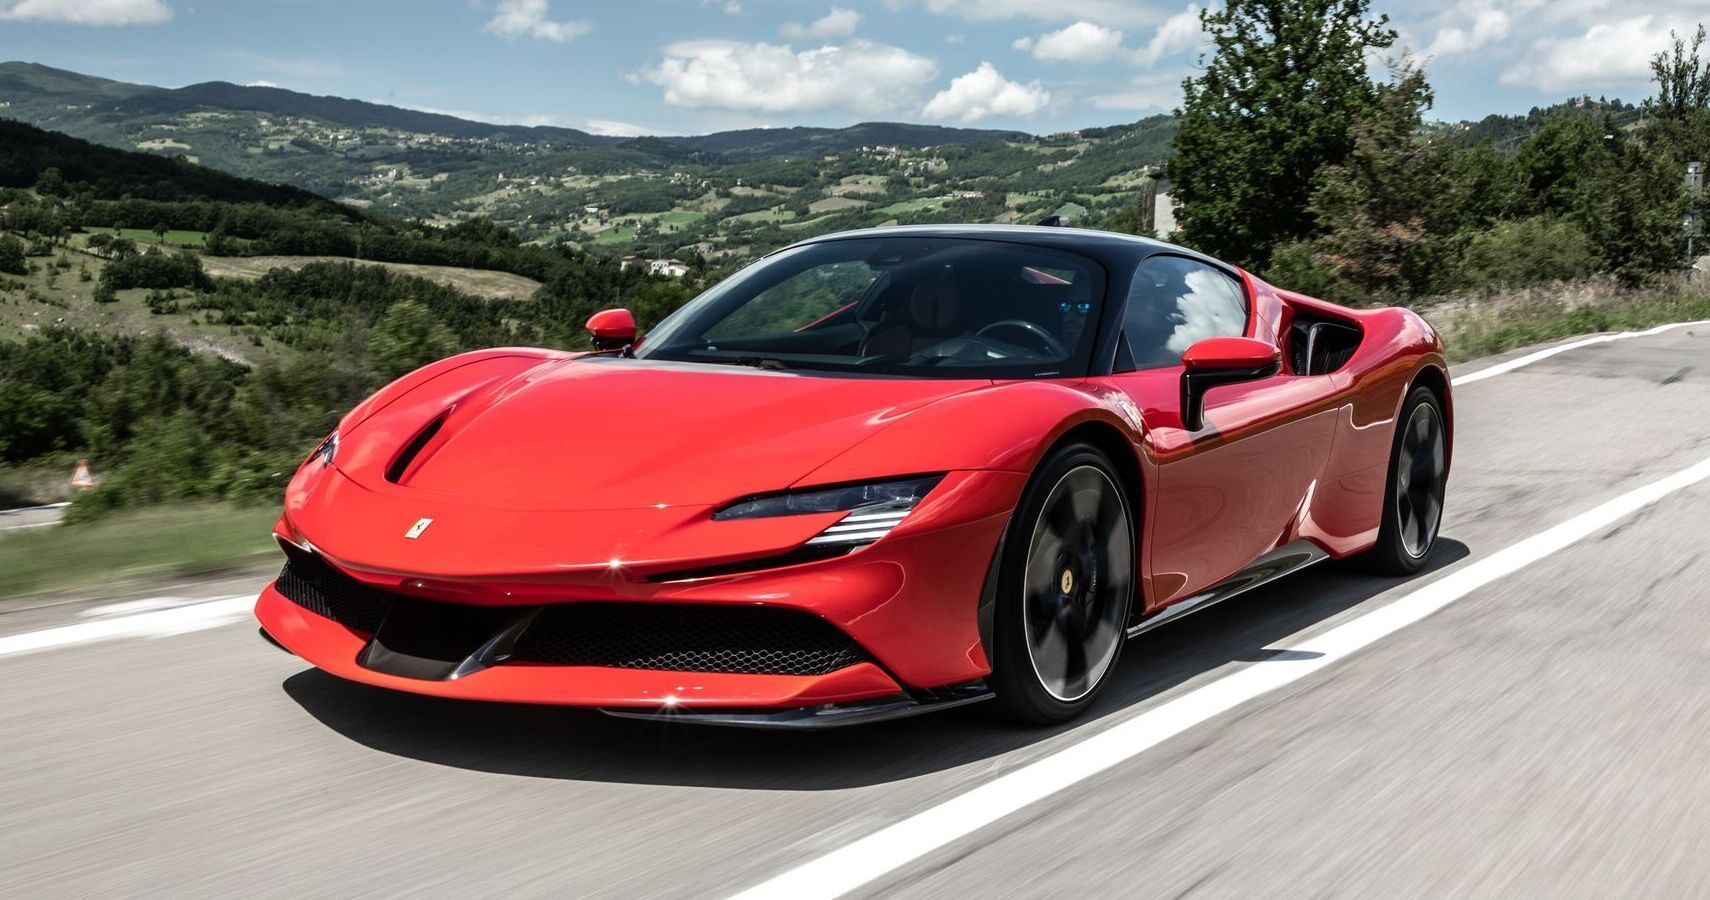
[1648,25,1710,121]
[1170,0,1396,269]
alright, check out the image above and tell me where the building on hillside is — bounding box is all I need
[620,256,690,277]
[650,258,689,278]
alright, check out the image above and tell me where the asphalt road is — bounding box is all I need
[2,323,1708,899]
[0,502,66,533]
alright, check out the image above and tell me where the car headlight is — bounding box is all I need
[714,474,943,548]
[304,430,338,470]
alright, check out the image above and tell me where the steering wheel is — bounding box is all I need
[976,319,1067,358]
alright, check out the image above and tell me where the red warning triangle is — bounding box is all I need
[70,459,95,489]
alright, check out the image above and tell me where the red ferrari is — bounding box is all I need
[255,225,1451,727]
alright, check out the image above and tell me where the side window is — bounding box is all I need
[1120,256,1248,370]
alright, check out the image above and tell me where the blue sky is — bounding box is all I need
[0,1,1704,135]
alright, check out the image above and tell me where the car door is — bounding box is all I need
[1104,254,1339,608]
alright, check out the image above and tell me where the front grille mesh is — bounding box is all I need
[511,603,869,675]
[273,554,868,676]
[274,552,393,635]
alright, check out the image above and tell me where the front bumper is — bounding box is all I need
[256,469,1024,718]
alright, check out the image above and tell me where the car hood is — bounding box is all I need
[339,357,991,511]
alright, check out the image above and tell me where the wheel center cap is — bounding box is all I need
[1060,569,1075,594]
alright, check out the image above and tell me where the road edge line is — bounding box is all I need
[727,452,1710,900]
[1453,319,1709,386]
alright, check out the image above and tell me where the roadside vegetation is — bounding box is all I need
[0,504,278,597]
[1422,279,1710,362]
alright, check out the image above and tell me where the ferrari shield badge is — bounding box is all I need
[404,517,434,539]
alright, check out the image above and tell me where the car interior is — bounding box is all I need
[678,241,1103,370]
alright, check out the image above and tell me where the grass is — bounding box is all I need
[0,250,288,366]
[86,227,211,248]
[1420,277,1710,363]
[874,197,948,217]
[0,503,280,599]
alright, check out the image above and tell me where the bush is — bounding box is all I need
[0,234,26,276]
[1456,217,1596,289]
[98,249,209,292]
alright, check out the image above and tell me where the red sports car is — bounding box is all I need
[255,225,1450,727]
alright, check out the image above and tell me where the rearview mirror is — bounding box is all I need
[586,308,637,351]
[1180,336,1281,431]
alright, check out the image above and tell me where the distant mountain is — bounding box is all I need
[0,62,1023,158]
[0,60,1178,258]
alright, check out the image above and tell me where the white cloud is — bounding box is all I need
[245,80,278,88]
[923,62,1050,121]
[585,118,658,137]
[1423,0,1514,57]
[1022,21,1126,64]
[0,0,171,25]
[483,0,592,42]
[920,0,1157,29]
[1499,14,1686,91]
[1093,70,1185,111]
[780,7,860,40]
[640,39,939,115]
[1133,4,1204,67]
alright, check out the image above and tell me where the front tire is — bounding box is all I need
[989,442,1134,724]
[1356,385,1447,575]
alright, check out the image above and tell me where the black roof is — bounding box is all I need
[784,224,1233,274]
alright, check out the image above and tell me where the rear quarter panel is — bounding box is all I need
[1282,293,1451,554]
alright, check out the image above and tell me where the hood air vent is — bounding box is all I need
[385,412,448,484]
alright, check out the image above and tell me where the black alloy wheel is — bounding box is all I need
[989,442,1134,724]
[1357,385,1448,575]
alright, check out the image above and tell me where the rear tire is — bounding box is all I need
[1355,385,1447,576]
[988,442,1134,725]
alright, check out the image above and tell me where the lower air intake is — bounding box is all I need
[272,552,870,677]
[511,602,869,676]
[274,552,392,635]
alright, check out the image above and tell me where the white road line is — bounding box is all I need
[1453,319,1708,385]
[0,522,58,532]
[0,502,70,513]
[728,453,1710,900]
[0,596,253,659]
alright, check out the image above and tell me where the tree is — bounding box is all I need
[34,166,65,197]
[1302,63,1446,297]
[1576,137,1687,282]
[151,222,169,243]
[1171,0,1397,270]
[0,234,25,276]
[1648,25,1710,120]
[366,300,460,383]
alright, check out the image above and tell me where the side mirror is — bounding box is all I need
[585,308,637,351]
[1180,336,1281,431]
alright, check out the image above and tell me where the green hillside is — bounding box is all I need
[0,61,1177,258]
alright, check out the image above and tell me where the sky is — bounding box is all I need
[0,0,1706,136]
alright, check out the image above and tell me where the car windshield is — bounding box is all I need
[634,237,1107,378]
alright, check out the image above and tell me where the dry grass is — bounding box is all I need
[1417,276,1710,362]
